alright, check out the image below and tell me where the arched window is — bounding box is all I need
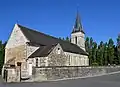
[57,48,61,54]
[36,58,38,67]
[69,55,70,65]
[75,36,77,44]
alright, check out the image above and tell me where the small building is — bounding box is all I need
[2,12,89,82]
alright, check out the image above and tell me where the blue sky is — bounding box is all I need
[0,0,120,44]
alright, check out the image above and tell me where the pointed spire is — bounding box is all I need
[74,10,82,29]
[72,11,85,34]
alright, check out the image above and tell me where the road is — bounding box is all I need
[1,73,120,87]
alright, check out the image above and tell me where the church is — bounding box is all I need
[2,12,89,82]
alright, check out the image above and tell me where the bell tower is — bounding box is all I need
[71,11,85,51]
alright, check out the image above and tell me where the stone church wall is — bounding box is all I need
[64,52,89,66]
[71,31,85,51]
[28,43,89,68]
[5,45,27,65]
[5,24,28,49]
[27,44,68,68]
[6,67,20,82]
[44,44,67,66]
[4,24,28,64]
[26,45,39,58]
[32,66,120,82]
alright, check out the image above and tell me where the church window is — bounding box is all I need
[36,58,38,67]
[69,55,70,65]
[75,36,77,44]
[57,48,61,54]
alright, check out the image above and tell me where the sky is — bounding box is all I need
[0,0,120,44]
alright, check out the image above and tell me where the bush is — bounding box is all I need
[92,62,99,66]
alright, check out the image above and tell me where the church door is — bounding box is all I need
[3,69,8,82]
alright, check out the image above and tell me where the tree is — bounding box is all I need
[114,45,118,65]
[92,42,97,64]
[65,36,70,42]
[96,45,100,65]
[89,37,93,65]
[85,37,89,53]
[107,38,114,65]
[0,41,5,74]
[116,34,120,64]
[58,37,62,40]
[103,42,108,65]
[99,41,104,66]
[62,37,65,40]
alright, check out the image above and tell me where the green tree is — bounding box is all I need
[107,38,114,65]
[103,42,108,65]
[0,41,5,74]
[116,34,120,64]
[85,37,89,53]
[62,37,65,40]
[92,42,97,64]
[99,41,104,66]
[58,37,62,40]
[96,45,100,65]
[114,45,118,65]
[89,37,93,65]
[65,36,70,42]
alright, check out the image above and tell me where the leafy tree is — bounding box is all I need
[116,34,120,64]
[114,45,118,65]
[65,36,70,42]
[90,37,93,49]
[96,45,100,65]
[89,37,93,65]
[92,42,97,64]
[99,41,104,66]
[0,41,5,74]
[58,37,62,40]
[62,37,65,40]
[107,38,114,65]
[84,35,120,66]
[103,42,108,65]
[85,37,89,53]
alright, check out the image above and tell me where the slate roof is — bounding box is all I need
[18,24,88,57]
[72,11,85,34]
[29,44,57,58]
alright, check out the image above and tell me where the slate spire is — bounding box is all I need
[72,11,85,34]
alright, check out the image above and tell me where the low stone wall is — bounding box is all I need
[32,66,120,82]
[5,67,20,82]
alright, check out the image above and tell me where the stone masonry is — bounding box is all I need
[47,44,67,66]
[31,66,120,82]
[5,45,26,64]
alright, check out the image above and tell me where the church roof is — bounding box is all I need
[72,11,85,34]
[29,44,57,58]
[17,24,88,57]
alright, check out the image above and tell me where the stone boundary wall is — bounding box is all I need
[32,66,120,82]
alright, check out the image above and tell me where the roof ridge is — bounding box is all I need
[17,24,74,44]
[18,24,59,39]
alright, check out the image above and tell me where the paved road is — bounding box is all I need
[1,73,120,87]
